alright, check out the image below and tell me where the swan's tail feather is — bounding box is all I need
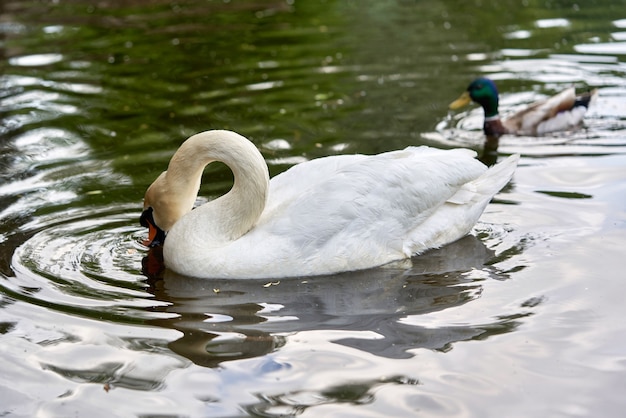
[447,153,519,205]
[473,153,520,196]
[403,154,519,257]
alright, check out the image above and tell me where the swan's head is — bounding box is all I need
[140,206,166,247]
[140,171,191,247]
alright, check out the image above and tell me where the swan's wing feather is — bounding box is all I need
[255,146,487,264]
[265,154,368,213]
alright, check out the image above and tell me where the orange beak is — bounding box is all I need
[142,222,160,247]
[140,207,166,247]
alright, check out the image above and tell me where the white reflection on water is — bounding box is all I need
[575,42,626,55]
[534,18,570,28]
[8,53,64,67]
[12,128,90,163]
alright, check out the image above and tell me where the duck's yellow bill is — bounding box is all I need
[449,91,472,110]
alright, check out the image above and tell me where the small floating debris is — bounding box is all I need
[263,281,280,288]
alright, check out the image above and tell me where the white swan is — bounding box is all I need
[141,130,519,279]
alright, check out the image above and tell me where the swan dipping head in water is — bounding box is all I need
[141,130,519,279]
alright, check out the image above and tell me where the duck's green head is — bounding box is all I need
[450,77,500,118]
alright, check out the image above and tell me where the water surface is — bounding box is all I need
[1,1,625,416]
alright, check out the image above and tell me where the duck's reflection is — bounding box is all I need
[142,235,517,368]
[479,135,501,166]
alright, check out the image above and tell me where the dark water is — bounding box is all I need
[1,1,625,416]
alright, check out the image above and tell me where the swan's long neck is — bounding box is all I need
[166,130,269,244]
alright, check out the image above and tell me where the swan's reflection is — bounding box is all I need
[143,235,516,367]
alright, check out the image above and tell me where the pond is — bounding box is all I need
[1,0,625,416]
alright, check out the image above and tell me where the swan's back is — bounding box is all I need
[197,146,517,278]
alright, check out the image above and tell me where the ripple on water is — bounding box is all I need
[6,205,168,322]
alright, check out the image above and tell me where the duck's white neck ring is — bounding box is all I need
[484,114,501,122]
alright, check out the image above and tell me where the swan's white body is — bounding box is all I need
[143,130,518,279]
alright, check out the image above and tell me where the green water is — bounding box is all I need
[1,1,625,416]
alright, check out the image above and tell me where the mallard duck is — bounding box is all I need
[141,130,519,279]
[449,77,597,137]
